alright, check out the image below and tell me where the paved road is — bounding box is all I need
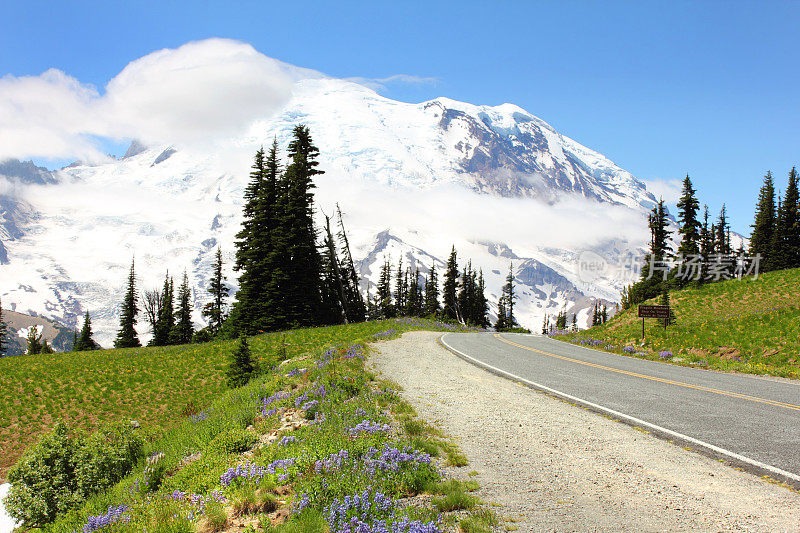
[440,332,800,484]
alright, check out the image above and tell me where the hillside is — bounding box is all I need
[0,318,468,482]
[557,268,800,379]
[0,309,74,356]
[2,317,494,532]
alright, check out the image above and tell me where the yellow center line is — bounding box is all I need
[494,334,800,412]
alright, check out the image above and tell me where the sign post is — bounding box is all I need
[637,304,671,339]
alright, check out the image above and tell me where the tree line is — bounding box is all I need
[621,167,800,310]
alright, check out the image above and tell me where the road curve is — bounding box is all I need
[440,332,800,485]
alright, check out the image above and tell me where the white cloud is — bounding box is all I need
[0,39,315,161]
[641,177,682,204]
[346,74,438,93]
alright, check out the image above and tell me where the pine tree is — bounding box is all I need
[153,273,174,346]
[476,270,489,328]
[750,171,776,270]
[336,205,366,322]
[571,314,577,331]
[283,125,324,327]
[601,304,608,324]
[676,175,701,285]
[0,297,6,357]
[394,258,407,313]
[423,265,440,316]
[114,259,141,348]
[40,339,54,354]
[226,335,259,388]
[495,298,507,331]
[377,258,394,318]
[442,246,459,321]
[502,262,516,328]
[75,312,96,351]
[203,248,229,336]
[172,271,194,344]
[71,330,78,352]
[699,205,713,283]
[26,325,43,355]
[774,167,800,269]
[320,213,348,325]
[406,268,424,317]
[541,313,549,334]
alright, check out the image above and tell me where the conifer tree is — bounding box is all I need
[442,247,459,321]
[601,304,608,324]
[571,314,577,331]
[227,335,259,388]
[71,330,78,352]
[377,258,394,318]
[676,175,701,285]
[172,271,194,344]
[699,205,713,283]
[394,258,407,313]
[153,274,174,346]
[283,125,324,327]
[0,297,6,357]
[541,313,549,334]
[203,248,229,336]
[336,205,366,322]
[774,167,800,269]
[406,268,424,317]
[75,311,97,351]
[26,325,43,355]
[320,213,348,325]
[423,265,440,316]
[750,171,776,270]
[114,259,141,348]
[476,270,489,328]
[502,262,516,328]
[495,299,507,331]
[40,339,54,354]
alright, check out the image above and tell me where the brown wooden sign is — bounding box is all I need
[638,305,671,319]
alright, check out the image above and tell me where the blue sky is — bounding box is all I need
[2,0,798,234]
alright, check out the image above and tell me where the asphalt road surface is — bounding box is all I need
[440,332,800,485]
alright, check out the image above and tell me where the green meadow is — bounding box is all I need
[559,268,800,378]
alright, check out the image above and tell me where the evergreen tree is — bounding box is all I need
[226,335,259,388]
[377,258,394,318]
[555,309,567,330]
[476,270,489,328]
[75,312,97,351]
[153,273,174,346]
[203,248,229,336]
[442,246,459,321]
[699,205,713,283]
[750,171,776,270]
[320,213,348,325]
[40,339,54,354]
[336,205,366,322]
[423,264,440,316]
[406,268,424,317]
[571,313,577,331]
[26,325,43,355]
[541,313,549,334]
[601,304,608,324]
[773,167,800,269]
[172,271,194,344]
[0,297,6,357]
[502,262,516,328]
[71,330,78,352]
[630,198,673,304]
[676,175,701,285]
[495,298,507,331]
[114,259,141,348]
[394,258,407,313]
[283,125,324,327]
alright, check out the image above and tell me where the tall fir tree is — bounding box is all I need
[442,246,459,321]
[75,311,97,351]
[750,171,776,270]
[423,264,440,316]
[152,273,174,346]
[171,271,194,344]
[495,262,517,330]
[676,175,701,285]
[0,297,6,357]
[114,259,141,348]
[476,270,489,328]
[283,125,324,327]
[203,248,229,336]
[406,268,424,317]
[394,258,407,312]
[773,167,800,269]
[336,205,366,322]
[377,258,394,318]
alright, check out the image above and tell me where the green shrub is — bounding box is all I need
[5,422,81,526]
[5,420,143,526]
[209,427,257,455]
[74,422,144,499]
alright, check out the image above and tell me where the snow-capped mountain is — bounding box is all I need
[0,77,654,346]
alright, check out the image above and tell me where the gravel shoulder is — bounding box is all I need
[369,331,800,532]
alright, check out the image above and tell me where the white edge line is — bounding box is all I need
[439,332,800,485]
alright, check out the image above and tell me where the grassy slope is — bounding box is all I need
[0,319,460,481]
[559,268,800,378]
[16,318,492,532]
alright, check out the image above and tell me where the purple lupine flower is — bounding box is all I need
[659,350,673,360]
[81,505,130,532]
[348,419,391,437]
[220,461,265,487]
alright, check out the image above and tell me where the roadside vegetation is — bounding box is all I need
[0,319,475,483]
[555,267,800,379]
[5,319,499,532]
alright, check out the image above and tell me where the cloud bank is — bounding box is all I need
[0,39,310,161]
